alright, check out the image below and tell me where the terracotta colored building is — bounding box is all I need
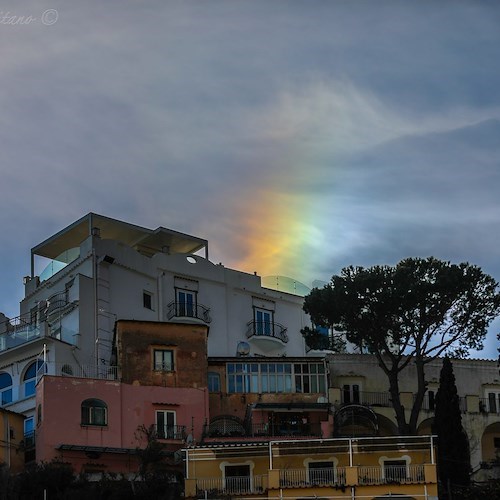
[35,320,209,476]
[0,407,25,473]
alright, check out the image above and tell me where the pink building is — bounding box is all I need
[35,321,209,476]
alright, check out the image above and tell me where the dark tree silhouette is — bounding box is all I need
[434,357,470,498]
[303,257,500,434]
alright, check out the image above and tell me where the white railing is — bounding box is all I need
[45,362,118,381]
[280,467,346,487]
[195,474,265,495]
[359,464,425,485]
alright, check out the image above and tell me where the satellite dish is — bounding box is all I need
[236,341,250,356]
[317,396,328,404]
[185,434,194,445]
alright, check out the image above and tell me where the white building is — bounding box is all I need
[0,213,317,441]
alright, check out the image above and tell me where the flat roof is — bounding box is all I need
[32,213,208,260]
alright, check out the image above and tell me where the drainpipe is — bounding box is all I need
[157,272,164,321]
[92,247,99,367]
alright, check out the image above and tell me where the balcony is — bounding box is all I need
[246,320,288,346]
[166,301,211,324]
[248,422,322,438]
[359,464,425,485]
[341,391,391,407]
[185,436,438,499]
[0,292,77,352]
[195,474,267,497]
[155,425,186,440]
[280,467,346,487]
[203,420,322,440]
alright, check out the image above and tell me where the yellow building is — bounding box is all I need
[184,435,438,499]
[0,407,25,473]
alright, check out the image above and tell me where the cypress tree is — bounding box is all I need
[434,357,471,498]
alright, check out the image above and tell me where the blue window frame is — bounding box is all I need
[23,360,45,398]
[0,372,12,405]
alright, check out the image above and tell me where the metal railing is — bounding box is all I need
[358,464,425,485]
[305,335,340,352]
[341,391,391,407]
[479,398,500,414]
[166,301,211,323]
[155,425,186,440]
[246,320,288,343]
[248,422,322,438]
[280,467,346,487]
[47,362,118,381]
[195,474,266,496]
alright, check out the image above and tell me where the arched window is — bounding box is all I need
[0,372,13,405]
[23,360,45,398]
[81,399,107,426]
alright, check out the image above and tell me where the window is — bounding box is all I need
[224,464,251,493]
[37,404,42,425]
[143,291,153,310]
[61,364,73,376]
[24,417,35,448]
[308,461,334,485]
[208,372,221,392]
[23,360,46,398]
[342,384,360,404]
[494,437,500,449]
[177,290,196,317]
[295,363,326,393]
[427,390,435,411]
[0,372,12,405]
[383,459,408,483]
[81,399,108,426]
[153,349,174,371]
[254,308,273,335]
[156,410,178,439]
[488,392,499,413]
[226,362,325,394]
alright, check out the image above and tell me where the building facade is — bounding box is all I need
[328,353,500,480]
[0,213,315,444]
[35,320,209,476]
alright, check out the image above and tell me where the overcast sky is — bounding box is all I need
[1,1,499,358]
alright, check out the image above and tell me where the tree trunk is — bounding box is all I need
[387,368,410,435]
[409,356,427,435]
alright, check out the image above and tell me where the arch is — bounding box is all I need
[376,414,399,436]
[23,360,46,398]
[0,372,13,405]
[81,398,108,426]
[208,415,245,437]
[417,417,434,436]
[334,404,378,437]
[481,421,500,463]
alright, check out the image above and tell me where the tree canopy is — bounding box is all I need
[303,257,500,434]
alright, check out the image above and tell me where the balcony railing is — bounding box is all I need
[248,422,322,438]
[246,321,288,343]
[280,467,346,487]
[195,474,266,496]
[359,464,425,485]
[305,335,340,352]
[155,425,186,440]
[341,391,391,407]
[166,301,211,323]
[480,398,500,414]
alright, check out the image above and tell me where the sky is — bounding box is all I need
[1,1,499,359]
